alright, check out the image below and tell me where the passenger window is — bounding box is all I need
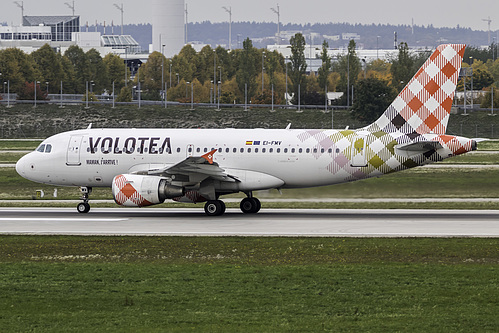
[233,148,237,153]
[328,148,333,154]
[177,148,181,153]
[321,148,325,153]
[218,148,222,153]
[313,148,318,153]
[37,144,45,153]
[277,148,281,153]
[284,148,288,153]
[336,148,340,153]
[45,144,52,153]
[196,148,200,153]
[299,148,303,153]
[255,148,259,153]
[226,148,229,153]
[262,148,266,153]
[240,148,244,153]
[204,148,208,153]
[269,148,273,153]
[291,148,295,153]
[306,148,310,153]
[247,148,251,153]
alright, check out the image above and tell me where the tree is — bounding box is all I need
[236,38,258,100]
[318,40,331,89]
[472,68,494,90]
[103,53,127,92]
[64,45,90,93]
[0,48,39,93]
[289,32,307,104]
[390,42,414,91]
[17,81,48,100]
[31,44,64,93]
[480,87,499,108]
[336,40,361,105]
[86,49,108,94]
[351,77,396,122]
[116,87,132,102]
[142,51,165,93]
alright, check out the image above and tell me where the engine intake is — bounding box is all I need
[112,174,184,207]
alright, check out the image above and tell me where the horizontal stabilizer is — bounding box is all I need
[395,141,442,152]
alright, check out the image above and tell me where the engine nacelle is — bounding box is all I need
[112,174,184,207]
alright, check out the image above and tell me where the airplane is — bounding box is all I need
[16,44,476,216]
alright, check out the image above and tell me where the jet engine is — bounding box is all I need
[112,174,184,207]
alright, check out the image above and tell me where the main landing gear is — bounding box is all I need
[203,194,261,216]
[77,186,92,214]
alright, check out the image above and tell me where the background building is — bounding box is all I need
[152,0,185,58]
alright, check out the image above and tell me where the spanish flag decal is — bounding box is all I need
[246,141,253,145]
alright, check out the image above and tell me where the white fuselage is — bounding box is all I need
[16,127,474,193]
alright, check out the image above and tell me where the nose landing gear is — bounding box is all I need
[77,186,92,213]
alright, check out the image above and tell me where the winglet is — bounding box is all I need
[202,149,217,164]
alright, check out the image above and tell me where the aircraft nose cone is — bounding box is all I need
[16,154,29,177]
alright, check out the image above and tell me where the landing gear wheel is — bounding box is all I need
[204,200,226,216]
[77,202,90,214]
[240,197,261,214]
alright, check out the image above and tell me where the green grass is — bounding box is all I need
[438,152,499,164]
[0,236,498,332]
[0,140,41,150]
[0,152,26,163]
[3,166,499,201]
[477,140,499,150]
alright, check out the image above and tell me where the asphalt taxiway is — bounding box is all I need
[0,208,498,237]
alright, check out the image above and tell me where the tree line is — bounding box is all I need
[0,36,498,120]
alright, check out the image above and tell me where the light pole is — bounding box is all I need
[262,51,266,94]
[7,80,10,108]
[270,4,280,45]
[113,3,124,35]
[222,6,232,51]
[124,47,128,87]
[85,81,89,109]
[210,80,213,104]
[213,50,217,104]
[469,57,474,109]
[137,65,141,108]
[169,62,172,90]
[217,80,221,110]
[34,81,40,108]
[176,73,179,85]
[161,44,165,102]
[285,57,288,105]
[46,82,49,95]
[191,82,194,110]
[347,53,350,107]
[65,0,75,16]
[13,1,24,26]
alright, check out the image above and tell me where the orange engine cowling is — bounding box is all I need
[112,174,184,207]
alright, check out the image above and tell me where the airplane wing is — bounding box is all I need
[136,149,238,183]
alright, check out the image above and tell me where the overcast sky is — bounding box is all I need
[1,0,497,32]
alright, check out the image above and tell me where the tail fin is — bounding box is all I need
[367,44,465,135]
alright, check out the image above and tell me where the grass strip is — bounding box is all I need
[0,236,498,332]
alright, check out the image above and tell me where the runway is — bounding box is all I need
[0,207,498,237]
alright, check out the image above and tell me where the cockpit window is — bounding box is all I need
[36,144,52,153]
